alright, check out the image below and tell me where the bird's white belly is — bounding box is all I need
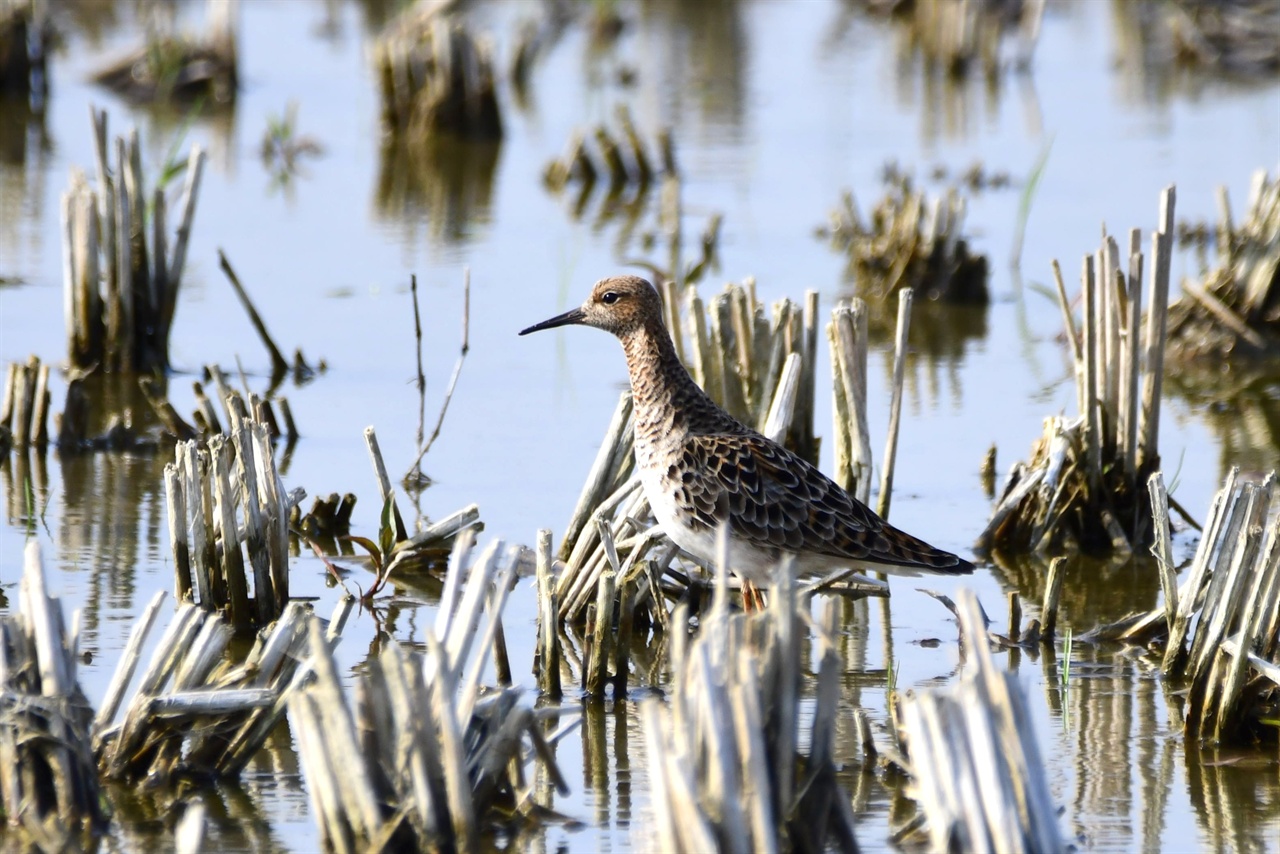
[638,463,819,584]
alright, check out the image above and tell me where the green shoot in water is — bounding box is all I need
[1010,135,1054,268]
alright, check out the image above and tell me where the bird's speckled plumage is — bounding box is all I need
[520,274,975,584]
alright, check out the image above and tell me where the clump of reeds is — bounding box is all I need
[290,533,572,851]
[856,0,1044,77]
[1087,469,1280,745]
[543,105,662,199]
[544,117,705,287]
[894,588,1062,851]
[911,0,1043,77]
[821,171,990,325]
[0,0,50,106]
[639,558,859,850]
[0,355,51,454]
[62,107,206,374]
[977,187,1176,557]
[533,524,676,700]
[551,281,826,626]
[91,0,237,103]
[0,541,108,847]
[1166,169,1280,364]
[1115,0,1279,77]
[94,594,354,783]
[375,2,502,142]
[293,492,357,542]
[165,406,298,630]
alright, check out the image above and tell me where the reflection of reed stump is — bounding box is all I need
[91,0,237,104]
[374,132,499,243]
[978,188,1176,558]
[822,174,989,335]
[375,8,502,142]
[1167,169,1280,365]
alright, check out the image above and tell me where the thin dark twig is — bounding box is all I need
[218,248,291,378]
[405,268,471,477]
[411,274,426,450]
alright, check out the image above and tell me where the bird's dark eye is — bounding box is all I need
[601,291,619,305]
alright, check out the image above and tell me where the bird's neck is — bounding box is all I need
[620,321,731,441]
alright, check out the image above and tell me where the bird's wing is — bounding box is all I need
[679,433,969,572]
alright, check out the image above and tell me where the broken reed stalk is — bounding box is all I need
[640,561,859,851]
[290,537,572,850]
[94,595,354,782]
[1090,467,1280,744]
[829,299,873,502]
[897,589,1062,853]
[217,250,289,378]
[877,288,913,520]
[166,412,299,630]
[0,542,108,846]
[977,186,1176,557]
[62,106,205,373]
[534,529,562,698]
[553,281,820,626]
[364,424,408,542]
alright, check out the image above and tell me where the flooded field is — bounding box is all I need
[1,0,1278,851]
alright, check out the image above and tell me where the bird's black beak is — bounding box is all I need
[519,307,587,335]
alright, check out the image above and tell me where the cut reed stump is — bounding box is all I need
[896,588,1062,852]
[165,411,301,630]
[290,536,571,851]
[1167,169,1280,363]
[543,105,658,200]
[0,542,108,847]
[0,355,52,453]
[639,558,859,851]
[93,595,354,783]
[977,186,1176,557]
[375,3,502,141]
[91,0,237,103]
[907,0,1044,77]
[1088,468,1280,745]
[63,106,206,373]
[821,171,990,332]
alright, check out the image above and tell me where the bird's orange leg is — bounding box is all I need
[741,578,767,612]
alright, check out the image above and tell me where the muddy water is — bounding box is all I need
[1,1,1278,851]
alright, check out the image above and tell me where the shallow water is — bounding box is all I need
[1,0,1279,850]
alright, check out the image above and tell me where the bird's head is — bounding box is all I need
[519,275,662,339]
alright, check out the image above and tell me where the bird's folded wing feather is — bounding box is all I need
[677,432,972,574]
[679,433,886,559]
